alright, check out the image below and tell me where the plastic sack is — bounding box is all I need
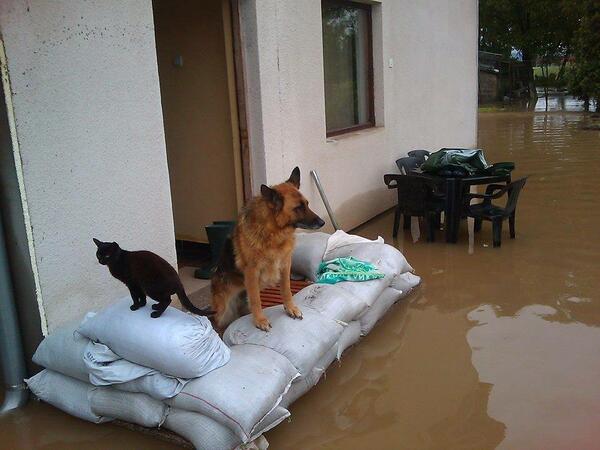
[291,232,330,281]
[359,287,403,335]
[84,341,186,400]
[32,322,89,382]
[167,344,299,443]
[89,387,168,428]
[78,298,230,379]
[293,283,368,324]
[26,369,112,424]
[224,305,344,376]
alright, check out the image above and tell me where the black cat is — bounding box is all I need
[93,238,213,318]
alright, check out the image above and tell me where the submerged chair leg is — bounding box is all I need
[403,215,411,230]
[492,218,503,247]
[426,213,436,242]
[393,207,401,237]
[474,217,483,233]
[435,212,442,230]
[509,213,516,239]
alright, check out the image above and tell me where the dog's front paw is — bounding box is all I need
[130,304,140,311]
[284,303,303,320]
[254,315,272,331]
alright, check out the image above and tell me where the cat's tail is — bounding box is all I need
[177,287,215,316]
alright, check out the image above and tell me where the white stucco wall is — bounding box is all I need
[241,0,478,231]
[0,0,176,333]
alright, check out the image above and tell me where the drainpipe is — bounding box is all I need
[0,213,28,414]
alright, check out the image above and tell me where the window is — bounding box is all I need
[322,0,374,136]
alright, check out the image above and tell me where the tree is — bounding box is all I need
[568,0,600,111]
[479,0,579,101]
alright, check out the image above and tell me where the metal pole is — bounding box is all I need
[0,213,28,414]
[310,170,340,231]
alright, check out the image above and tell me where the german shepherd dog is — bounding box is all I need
[211,167,325,331]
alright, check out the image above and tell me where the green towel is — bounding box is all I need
[316,257,385,284]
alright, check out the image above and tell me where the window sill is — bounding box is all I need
[326,125,384,143]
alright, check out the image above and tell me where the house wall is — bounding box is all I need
[0,0,176,333]
[240,0,479,231]
[154,0,240,243]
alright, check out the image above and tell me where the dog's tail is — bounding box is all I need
[177,287,215,316]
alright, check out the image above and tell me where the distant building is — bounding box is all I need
[479,51,529,102]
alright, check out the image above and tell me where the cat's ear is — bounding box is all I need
[287,166,300,188]
[261,184,283,211]
[93,238,102,247]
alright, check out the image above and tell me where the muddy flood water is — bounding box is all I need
[2,105,600,449]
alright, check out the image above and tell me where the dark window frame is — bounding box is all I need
[322,0,375,137]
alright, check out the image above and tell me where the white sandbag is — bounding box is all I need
[238,435,270,450]
[88,387,167,428]
[84,341,185,400]
[78,298,230,379]
[224,305,344,376]
[164,408,241,450]
[325,242,414,278]
[336,274,392,307]
[167,344,298,443]
[25,369,111,424]
[337,320,362,359]
[280,344,338,408]
[293,283,368,324]
[164,408,279,450]
[359,287,403,335]
[32,322,89,382]
[323,230,384,259]
[391,271,421,293]
[279,320,360,409]
[291,232,330,281]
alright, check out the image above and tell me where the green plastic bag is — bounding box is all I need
[421,148,490,175]
[316,257,385,284]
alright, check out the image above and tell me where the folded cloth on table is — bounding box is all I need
[317,257,385,284]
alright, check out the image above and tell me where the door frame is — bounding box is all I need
[229,0,253,203]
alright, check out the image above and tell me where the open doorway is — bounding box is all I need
[153,0,248,288]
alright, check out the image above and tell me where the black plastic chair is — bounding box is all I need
[384,174,445,241]
[407,150,431,163]
[395,156,422,175]
[463,177,527,247]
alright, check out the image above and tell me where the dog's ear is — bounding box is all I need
[287,166,300,188]
[93,238,102,247]
[261,184,283,210]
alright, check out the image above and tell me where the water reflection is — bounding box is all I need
[468,304,600,450]
[482,94,597,113]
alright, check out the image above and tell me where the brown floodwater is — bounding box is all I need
[2,105,599,449]
[266,108,600,449]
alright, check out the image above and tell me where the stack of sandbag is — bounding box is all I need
[26,300,258,449]
[277,231,421,404]
[27,231,419,449]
